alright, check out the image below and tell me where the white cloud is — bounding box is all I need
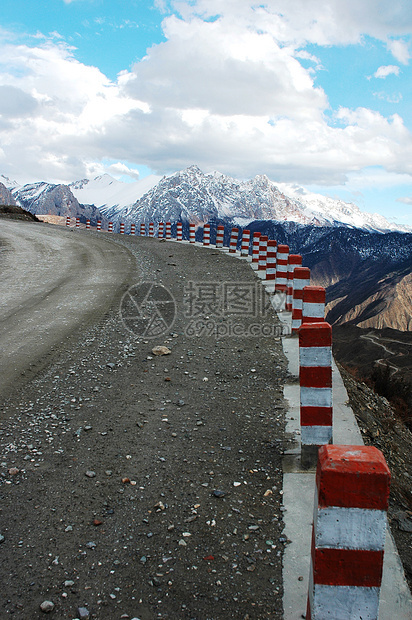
[0,2,412,193]
[170,0,412,46]
[397,196,412,204]
[387,38,410,64]
[373,65,400,79]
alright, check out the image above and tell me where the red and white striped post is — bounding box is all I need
[75,217,80,229]
[265,240,277,280]
[299,321,332,468]
[189,223,196,244]
[108,222,113,233]
[307,445,390,619]
[229,228,239,253]
[165,221,172,239]
[275,244,290,291]
[251,232,261,265]
[286,254,302,311]
[302,286,326,324]
[66,216,71,227]
[258,235,268,271]
[149,222,154,237]
[240,229,250,256]
[140,223,145,236]
[130,223,136,235]
[203,223,210,246]
[177,222,183,241]
[216,225,224,248]
[292,266,311,333]
[158,222,164,238]
[97,220,101,231]
[86,219,90,230]
[120,222,125,234]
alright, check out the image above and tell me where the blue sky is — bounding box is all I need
[1,0,412,227]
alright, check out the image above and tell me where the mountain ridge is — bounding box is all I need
[3,165,409,233]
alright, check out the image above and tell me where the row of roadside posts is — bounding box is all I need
[66,216,394,619]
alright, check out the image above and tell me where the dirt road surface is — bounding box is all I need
[0,221,135,396]
[0,224,288,619]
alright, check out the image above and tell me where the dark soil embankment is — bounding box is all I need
[0,205,40,222]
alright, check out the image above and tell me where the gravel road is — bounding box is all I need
[0,226,288,619]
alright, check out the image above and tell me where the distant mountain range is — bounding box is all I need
[1,165,409,233]
[1,165,411,332]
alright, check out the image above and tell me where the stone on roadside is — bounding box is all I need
[152,346,171,356]
[77,607,90,619]
[40,600,55,613]
[85,470,96,478]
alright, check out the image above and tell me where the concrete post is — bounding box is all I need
[265,240,277,280]
[240,229,250,256]
[252,232,261,265]
[302,286,326,324]
[203,223,210,246]
[177,222,183,241]
[258,235,268,271]
[292,266,311,334]
[299,322,333,468]
[229,228,239,253]
[216,225,224,248]
[307,444,390,620]
[286,254,302,311]
[275,244,290,292]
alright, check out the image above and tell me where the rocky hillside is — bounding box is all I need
[246,221,412,331]
[11,182,106,227]
[0,182,16,206]
[339,365,412,588]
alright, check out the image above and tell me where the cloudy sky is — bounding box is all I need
[1,1,412,226]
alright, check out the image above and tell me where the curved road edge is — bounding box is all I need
[0,221,137,399]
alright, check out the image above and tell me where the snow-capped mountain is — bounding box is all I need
[3,165,409,233]
[72,165,409,233]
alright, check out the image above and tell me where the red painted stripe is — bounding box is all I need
[294,266,311,279]
[299,323,332,347]
[313,548,384,587]
[288,254,302,264]
[303,286,326,303]
[277,244,289,252]
[300,367,332,388]
[301,406,332,426]
[317,445,391,510]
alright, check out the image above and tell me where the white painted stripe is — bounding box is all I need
[293,299,303,310]
[301,425,332,445]
[300,347,331,367]
[292,319,301,330]
[294,280,310,290]
[312,585,380,620]
[303,302,325,318]
[315,507,387,551]
[300,387,332,407]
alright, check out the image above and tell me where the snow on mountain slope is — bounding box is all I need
[276,182,408,232]
[69,174,162,214]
